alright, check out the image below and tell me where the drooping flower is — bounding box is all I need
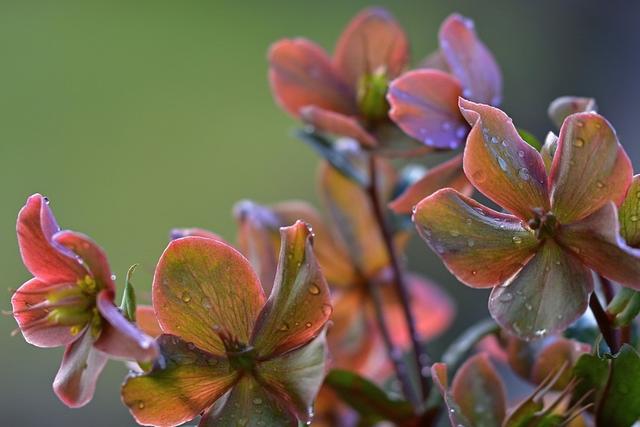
[122,221,332,426]
[413,99,640,339]
[11,194,158,407]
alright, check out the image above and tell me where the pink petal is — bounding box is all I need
[333,7,409,86]
[268,38,356,117]
[53,329,108,408]
[439,14,502,105]
[17,194,85,284]
[547,96,597,129]
[170,228,226,242]
[420,49,451,72]
[300,106,377,147]
[94,290,158,362]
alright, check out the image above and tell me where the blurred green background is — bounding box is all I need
[1,1,639,425]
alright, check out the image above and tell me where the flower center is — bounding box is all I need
[214,325,256,372]
[527,209,558,240]
[357,66,390,123]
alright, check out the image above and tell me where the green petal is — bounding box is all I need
[618,174,640,247]
[488,241,592,340]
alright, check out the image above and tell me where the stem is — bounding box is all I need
[366,154,430,402]
[600,276,615,304]
[589,292,620,353]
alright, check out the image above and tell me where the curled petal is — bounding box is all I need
[54,230,115,292]
[256,329,328,424]
[387,69,466,149]
[153,237,265,356]
[439,14,502,105]
[122,334,236,427]
[169,228,226,242]
[556,202,640,290]
[300,106,377,147]
[540,132,558,173]
[460,98,550,221]
[550,112,632,223]
[389,154,472,214]
[547,96,597,129]
[619,175,640,246]
[413,188,538,288]
[488,241,593,340]
[268,38,356,117]
[53,329,108,408]
[251,221,331,358]
[333,7,409,86]
[17,194,85,284]
[94,290,158,362]
[136,305,163,338]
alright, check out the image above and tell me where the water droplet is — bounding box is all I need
[490,136,499,144]
[424,137,434,146]
[305,322,312,328]
[534,329,547,337]
[573,137,585,147]
[441,121,452,131]
[576,120,584,127]
[631,215,639,222]
[110,274,117,281]
[253,398,263,405]
[450,230,460,237]
[472,169,487,183]
[512,236,523,244]
[471,270,477,275]
[137,401,145,409]
[181,291,191,303]
[525,302,533,311]
[278,322,290,332]
[308,284,321,295]
[321,304,333,316]
[518,150,525,158]
[596,180,605,189]
[467,239,475,247]
[499,292,513,302]
[456,126,467,138]
[462,88,472,98]
[497,156,508,171]
[557,314,564,320]
[518,168,530,180]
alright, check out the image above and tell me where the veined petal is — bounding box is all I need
[619,175,640,246]
[54,230,115,292]
[300,106,377,147]
[333,7,409,86]
[389,154,472,214]
[387,69,466,149]
[550,112,632,223]
[488,241,593,340]
[439,14,502,105]
[251,222,331,358]
[11,278,80,347]
[153,237,265,356]
[94,290,158,362]
[556,202,640,290]
[136,305,163,338]
[17,194,85,284]
[460,98,550,221]
[268,38,356,117]
[53,329,108,408]
[547,96,597,129]
[122,334,236,427]
[256,329,328,424]
[413,189,538,288]
[200,376,297,427]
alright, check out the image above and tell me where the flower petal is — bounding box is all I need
[379,274,454,348]
[153,237,265,356]
[556,202,640,290]
[530,338,590,389]
[460,98,550,221]
[200,376,297,427]
[333,7,409,86]
[136,305,163,338]
[439,14,502,105]
[122,334,236,427]
[17,194,85,283]
[251,222,331,358]
[53,329,108,408]
[549,112,632,223]
[547,96,597,129]
[53,230,115,292]
[256,328,328,423]
[420,49,451,72]
[413,188,538,288]
[451,353,506,427]
[488,241,593,340]
[11,278,79,347]
[169,228,226,242]
[540,131,558,173]
[387,69,466,149]
[94,290,158,361]
[300,106,377,147]
[268,38,356,117]
[619,175,640,247]
[389,154,472,214]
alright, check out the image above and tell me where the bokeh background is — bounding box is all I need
[1,1,639,425]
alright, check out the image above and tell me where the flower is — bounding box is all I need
[121,221,332,426]
[268,7,408,149]
[387,14,502,150]
[413,99,640,339]
[11,194,158,407]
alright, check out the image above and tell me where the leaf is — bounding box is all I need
[571,353,609,407]
[324,369,414,424]
[120,264,138,322]
[517,128,542,151]
[300,106,377,147]
[597,344,640,426]
[618,174,640,247]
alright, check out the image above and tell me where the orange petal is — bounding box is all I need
[135,305,163,338]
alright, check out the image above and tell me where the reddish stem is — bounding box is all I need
[589,292,620,353]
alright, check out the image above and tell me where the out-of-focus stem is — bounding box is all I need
[589,292,620,353]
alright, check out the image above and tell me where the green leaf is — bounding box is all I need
[597,344,640,426]
[571,353,609,407]
[517,128,542,151]
[120,264,138,322]
[324,369,414,424]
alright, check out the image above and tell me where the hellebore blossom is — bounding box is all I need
[413,99,640,339]
[11,194,158,407]
[122,221,332,426]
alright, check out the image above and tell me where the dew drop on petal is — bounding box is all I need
[308,284,321,295]
[278,322,290,332]
[253,398,262,405]
[181,291,191,303]
[631,215,639,222]
[490,136,499,144]
[518,150,525,158]
[137,401,145,409]
[450,230,460,237]
[499,292,513,303]
[321,303,333,317]
[472,169,487,183]
[497,157,508,171]
[467,239,475,247]
[573,137,585,147]
[596,180,605,189]
[305,322,312,328]
[512,236,523,244]
[518,168,530,181]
